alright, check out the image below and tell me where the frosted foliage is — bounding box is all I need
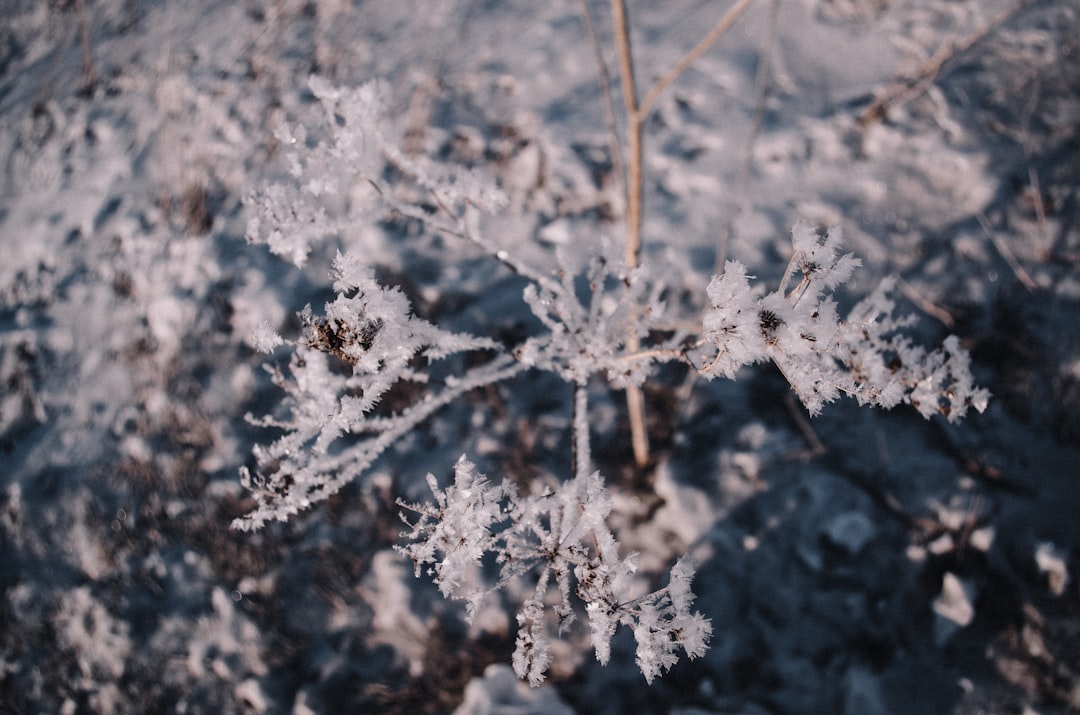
[251,321,284,354]
[403,463,512,602]
[233,254,500,530]
[397,458,711,685]
[631,559,712,684]
[245,77,508,268]
[241,78,989,686]
[518,240,674,388]
[701,260,769,379]
[238,78,688,535]
[703,224,990,420]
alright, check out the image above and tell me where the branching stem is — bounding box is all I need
[609,0,756,467]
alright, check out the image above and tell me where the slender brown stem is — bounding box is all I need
[574,382,593,479]
[613,0,758,271]
[977,211,1037,292]
[612,0,758,269]
[894,277,955,329]
[857,0,1030,128]
[616,347,690,364]
[609,0,650,468]
[608,0,757,468]
[637,0,756,120]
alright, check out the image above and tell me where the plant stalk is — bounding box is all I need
[609,0,757,469]
[610,0,650,468]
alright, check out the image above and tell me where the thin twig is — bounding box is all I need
[977,211,1037,292]
[74,0,98,95]
[609,0,756,468]
[895,276,955,329]
[783,393,827,460]
[832,466,918,528]
[616,347,691,364]
[402,75,438,155]
[609,0,643,269]
[613,0,758,268]
[624,382,650,467]
[858,0,1031,128]
[574,382,593,479]
[610,0,650,467]
[637,0,757,120]
[376,144,560,293]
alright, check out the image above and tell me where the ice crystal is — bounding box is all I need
[397,458,711,685]
[703,224,990,420]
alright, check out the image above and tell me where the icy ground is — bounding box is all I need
[1,0,1079,713]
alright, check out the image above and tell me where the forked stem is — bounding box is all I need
[609,0,756,467]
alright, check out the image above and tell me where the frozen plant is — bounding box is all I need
[237,250,511,530]
[396,457,711,685]
[236,76,988,684]
[702,223,990,420]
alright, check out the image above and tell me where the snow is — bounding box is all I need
[2,0,1079,712]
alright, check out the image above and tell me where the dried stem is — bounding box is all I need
[612,0,756,268]
[857,0,1031,128]
[895,276,955,329]
[74,0,98,95]
[609,0,649,467]
[609,0,756,468]
[637,0,757,120]
[977,211,1037,292]
[609,0,643,270]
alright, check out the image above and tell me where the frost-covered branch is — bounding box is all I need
[701,223,990,421]
[246,77,556,288]
[396,457,711,685]
[233,253,519,530]
[239,78,690,535]
[515,238,683,389]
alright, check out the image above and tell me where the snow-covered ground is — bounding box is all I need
[1,0,1078,712]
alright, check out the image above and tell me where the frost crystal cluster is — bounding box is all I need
[702,224,990,419]
[238,79,988,684]
[237,252,509,531]
[397,457,711,685]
